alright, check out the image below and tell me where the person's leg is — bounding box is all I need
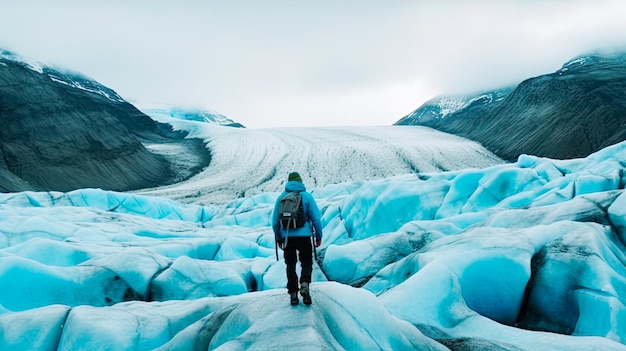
[298,237,313,284]
[296,237,314,305]
[284,241,299,300]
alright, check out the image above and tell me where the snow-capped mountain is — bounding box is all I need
[0,50,126,103]
[137,105,245,128]
[396,87,514,125]
[556,51,626,76]
[396,50,626,161]
[1,50,245,129]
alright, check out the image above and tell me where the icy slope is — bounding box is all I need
[134,118,503,205]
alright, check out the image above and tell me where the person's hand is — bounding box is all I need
[277,240,285,250]
[315,238,322,247]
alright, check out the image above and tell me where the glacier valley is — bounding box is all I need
[1,119,625,350]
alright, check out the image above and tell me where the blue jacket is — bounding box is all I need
[272,181,323,242]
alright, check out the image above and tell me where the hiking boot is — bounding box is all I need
[300,282,312,305]
[290,292,299,305]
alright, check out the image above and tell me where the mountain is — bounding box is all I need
[138,105,245,128]
[395,51,626,161]
[0,50,210,192]
[396,87,514,125]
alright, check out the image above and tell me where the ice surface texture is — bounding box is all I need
[2,124,626,350]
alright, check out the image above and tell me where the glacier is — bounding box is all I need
[1,122,626,350]
[133,117,502,206]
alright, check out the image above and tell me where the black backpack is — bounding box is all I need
[278,191,306,229]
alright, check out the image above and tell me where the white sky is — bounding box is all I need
[2,0,626,128]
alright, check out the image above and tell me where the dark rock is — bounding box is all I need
[438,337,525,351]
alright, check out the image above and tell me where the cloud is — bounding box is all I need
[2,0,626,128]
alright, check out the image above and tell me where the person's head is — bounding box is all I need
[288,172,302,183]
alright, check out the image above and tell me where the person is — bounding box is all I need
[272,171,323,305]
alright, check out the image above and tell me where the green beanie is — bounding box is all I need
[288,172,302,182]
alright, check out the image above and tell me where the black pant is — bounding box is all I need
[284,236,313,294]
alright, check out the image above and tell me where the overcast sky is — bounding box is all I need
[2,0,626,128]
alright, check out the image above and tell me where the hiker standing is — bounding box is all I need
[272,172,323,305]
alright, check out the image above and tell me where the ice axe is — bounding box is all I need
[311,226,318,260]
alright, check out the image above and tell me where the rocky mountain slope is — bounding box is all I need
[0,51,210,192]
[396,87,514,125]
[396,51,626,161]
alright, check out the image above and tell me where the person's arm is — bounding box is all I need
[272,195,283,243]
